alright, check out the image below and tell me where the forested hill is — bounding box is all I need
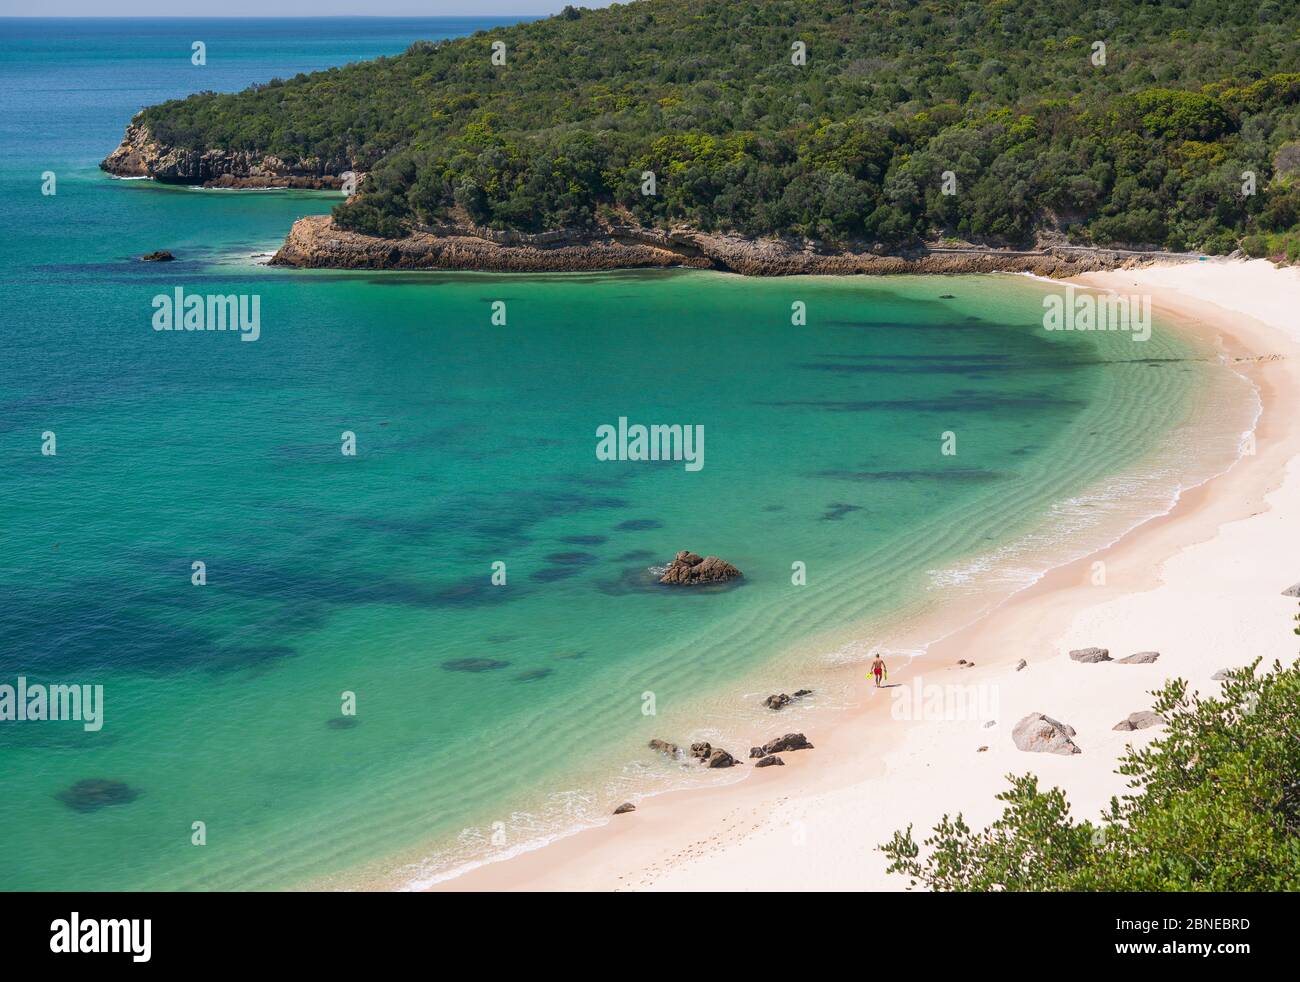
[134,0,1300,256]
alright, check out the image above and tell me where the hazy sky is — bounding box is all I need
[0,1,613,15]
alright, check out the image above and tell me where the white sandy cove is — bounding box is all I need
[437,259,1300,892]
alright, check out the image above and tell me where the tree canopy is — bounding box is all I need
[138,0,1300,256]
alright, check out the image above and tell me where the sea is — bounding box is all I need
[0,17,1257,889]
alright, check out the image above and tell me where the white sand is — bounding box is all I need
[437,259,1300,892]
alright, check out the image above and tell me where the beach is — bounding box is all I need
[435,258,1300,891]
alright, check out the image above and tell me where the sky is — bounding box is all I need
[0,1,613,15]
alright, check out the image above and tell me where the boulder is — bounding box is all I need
[1113,711,1165,731]
[1012,713,1081,755]
[613,802,636,815]
[1069,647,1111,663]
[1282,582,1300,597]
[1117,651,1160,664]
[1015,659,1027,671]
[976,745,988,752]
[754,755,784,767]
[759,732,814,756]
[1211,668,1233,680]
[658,550,743,586]
[686,742,737,767]
[749,746,766,759]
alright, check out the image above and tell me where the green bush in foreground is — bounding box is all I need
[880,654,1300,891]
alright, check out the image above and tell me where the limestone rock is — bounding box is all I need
[1113,711,1165,731]
[1069,647,1111,663]
[1012,713,1081,755]
[1117,651,1160,664]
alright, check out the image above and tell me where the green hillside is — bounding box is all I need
[137,0,1300,255]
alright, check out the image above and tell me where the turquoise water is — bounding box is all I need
[0,19,1251,890]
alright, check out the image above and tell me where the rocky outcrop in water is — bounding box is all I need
[763,689,812,710]
[270,215,1191,276]
[100,119,351,189]
[658,551,743,586]
[140,250,174,262]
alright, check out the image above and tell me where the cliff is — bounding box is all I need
[99,118,351,189]
[270,215,1195,277]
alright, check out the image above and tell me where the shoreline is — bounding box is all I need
[270,213,1205,277]
[426,259,1299,891]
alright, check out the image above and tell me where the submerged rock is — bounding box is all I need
[649,738,681,758]
[1012,713,1081,755]
[1069,647,1111,663]
[325,717,359,730]
[56,778,140,813]
[1117,651,1160,664]
[140,250,174,262]
[513,668,553,682]
[441,658,510,672]
[658,551,743,586]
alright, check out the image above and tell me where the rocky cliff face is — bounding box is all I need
[271,215,1189,277]
[99,118,351,189]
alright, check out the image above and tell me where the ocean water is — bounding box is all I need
[0,19,1255,890]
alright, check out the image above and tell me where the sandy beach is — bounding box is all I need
[434,258,1300,892]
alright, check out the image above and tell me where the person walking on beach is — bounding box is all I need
[870,654,887,687]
